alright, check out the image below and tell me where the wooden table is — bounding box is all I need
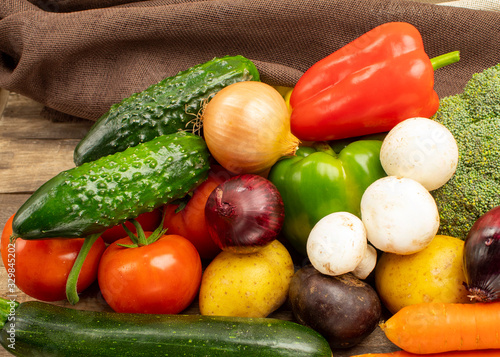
[0,92,399,356]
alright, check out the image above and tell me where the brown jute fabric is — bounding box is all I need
[0,0,499,121]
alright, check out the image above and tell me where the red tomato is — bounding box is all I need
[98,233,202,314]
[100,208,163,244]
[163,166,233,259]
[1,214,106,302]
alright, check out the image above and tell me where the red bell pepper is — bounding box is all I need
[289,22,460,142]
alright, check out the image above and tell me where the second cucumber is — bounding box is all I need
[12,132,210,239]
[74,55,260,166]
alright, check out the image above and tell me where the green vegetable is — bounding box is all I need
[0,299,333,357]
[268,140,386,255]
[74,55,260,166]
[431,63,500,239]
[12,131,210,240]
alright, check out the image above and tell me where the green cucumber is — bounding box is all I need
[0,299,333,357]
[0,299,332,357]
[74,55,260,166]
[12,131,209,239]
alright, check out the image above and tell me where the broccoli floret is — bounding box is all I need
[431,63,500,239]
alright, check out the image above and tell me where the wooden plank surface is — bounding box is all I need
[0,92,399,356]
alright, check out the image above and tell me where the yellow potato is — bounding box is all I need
[199,239,295,317]
[375,235,470,314]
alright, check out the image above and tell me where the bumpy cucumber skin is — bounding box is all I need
[74,55,260,166]
[0,301,333,357]
[12,132,209,239]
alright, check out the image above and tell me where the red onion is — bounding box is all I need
[205,174,285,253]
[463,205,500,302]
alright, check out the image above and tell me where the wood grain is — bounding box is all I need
[0,94,92,194]
[0,93,398,356]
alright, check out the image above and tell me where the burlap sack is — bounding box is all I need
[0,0,498,121]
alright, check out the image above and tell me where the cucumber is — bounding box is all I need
[12,131,210,239]
[0,299,333,357]
[74,55,260,166]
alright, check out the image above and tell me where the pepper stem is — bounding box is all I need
[0,298,18,329]
[66,233,101,305]
[430,51,460,70]
[313,142,337,157]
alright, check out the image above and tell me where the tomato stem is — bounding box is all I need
[66,233,101,305]
[117,216,168,248]
[120,222,139,246]
[130,219,148,246]
[146,216,168,245]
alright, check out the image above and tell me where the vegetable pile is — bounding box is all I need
[2,21,500,357]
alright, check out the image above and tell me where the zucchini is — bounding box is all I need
[0,299,333,357]
[12,131,209,239]
[74,55,260,166]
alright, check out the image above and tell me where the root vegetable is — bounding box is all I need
[198,240,294,318]
[375,235,469,314]
[289,265,382,349]
[351,350,500,357]
[380,302,500,354]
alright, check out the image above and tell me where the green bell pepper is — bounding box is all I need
[268,140,386,255]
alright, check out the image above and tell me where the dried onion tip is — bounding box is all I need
[205,174,285,254]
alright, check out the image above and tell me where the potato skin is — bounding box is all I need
[199,239,295,318]
[375,235,470,314]
[288,265,382,349]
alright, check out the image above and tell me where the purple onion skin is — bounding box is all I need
[463,205,500,302]
[205,174,285,253]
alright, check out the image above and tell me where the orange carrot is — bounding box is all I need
[379,302,500,354]
[351,349,500,357]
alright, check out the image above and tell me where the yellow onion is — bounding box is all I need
[202,81,300,174]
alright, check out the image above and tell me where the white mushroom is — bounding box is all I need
[380,117,459,191]
[306,212,367,276]
[360,176,440,255]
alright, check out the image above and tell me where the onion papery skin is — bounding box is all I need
[463,205,500,302]
[205,174,285,253]
[202,81,300,174]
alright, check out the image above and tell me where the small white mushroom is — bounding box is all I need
[306,212,367,276]
[380,117,459,191]
[360,176,440,255]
